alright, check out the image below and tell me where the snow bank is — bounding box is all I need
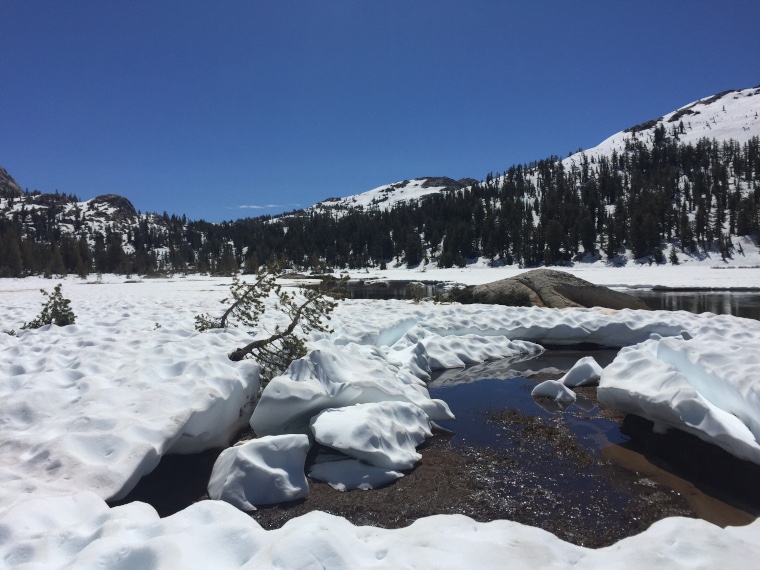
[329,302,691,349]
[250,342,454,437]
[0,314,259,509]
[207,434,310,511]
[310,402,432,470]
[560,356,604,386]
[599,333,760,464]
[3,492,760,569]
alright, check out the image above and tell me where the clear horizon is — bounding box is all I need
[2,0,759,222]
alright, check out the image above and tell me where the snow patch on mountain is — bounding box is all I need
[308,177,475,216]
[564,86,760,168]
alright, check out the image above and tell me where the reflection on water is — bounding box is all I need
[630,290,760,320]
[429,348,619,388]
[345,280,443,300]
[429,352,758,527]
[429,356,623,451]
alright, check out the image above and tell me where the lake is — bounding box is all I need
[630,290,760,320]
[346,280,760,321]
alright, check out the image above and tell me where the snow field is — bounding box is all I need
[3,275,760,567]
[3,491,760,569]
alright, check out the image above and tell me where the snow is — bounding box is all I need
[310,402,432,470]
[564,86,760,169]
[531,379,577,402]
[3,493,760,569]
[599,333,760,464]
[560,356,604,387]
[307,178,455,216]
[337,241,760,288]
[207,434,310,511]
[249,341,455,437]
[0,280,260,511]
[2,274,760,568]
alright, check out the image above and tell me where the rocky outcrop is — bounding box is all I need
[91,194,138,219]
[470,269,650,310]
[0,167,23,199]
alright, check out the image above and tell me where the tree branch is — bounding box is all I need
[228,293,316,362]
[220,271,271,328]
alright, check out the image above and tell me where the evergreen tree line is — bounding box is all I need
[1,134,758,278]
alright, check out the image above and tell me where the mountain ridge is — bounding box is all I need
[1,84,759,276]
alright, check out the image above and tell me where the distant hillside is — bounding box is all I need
[566,86,760,165]
[1,85,759,277]
[308,177,479,216]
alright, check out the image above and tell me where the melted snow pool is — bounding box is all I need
[428,349,759,529]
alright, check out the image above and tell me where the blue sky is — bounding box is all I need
[1,1,759,222]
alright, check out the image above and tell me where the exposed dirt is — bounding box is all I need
[249,410,696,548]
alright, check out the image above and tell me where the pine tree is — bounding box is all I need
[196,264,347,382]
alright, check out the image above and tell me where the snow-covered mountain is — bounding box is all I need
[0,186,165,246]
[1,84,759,276]
[307,176,478,215]
[564,86,760,168]
[301,86,760,216]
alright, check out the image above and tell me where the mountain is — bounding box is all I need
[296,87,760,217]
[1,85,759,277]
[565,86,760,166]
[309,177,479,216]
[0,167,23,199]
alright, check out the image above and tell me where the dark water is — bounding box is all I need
[430,376,625,450]
[429,349,622,451]
[629,290,760,320]
[428,350,760,526]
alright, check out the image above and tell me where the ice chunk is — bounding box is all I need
[531,380,577,402]
[309,459,404,491]
[560,356,603,387]
[207,434,310,511]
[250,343,453,436]
[310,402,432,470]
[395,329,543,370]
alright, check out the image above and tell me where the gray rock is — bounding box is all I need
[470,269,650,310]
